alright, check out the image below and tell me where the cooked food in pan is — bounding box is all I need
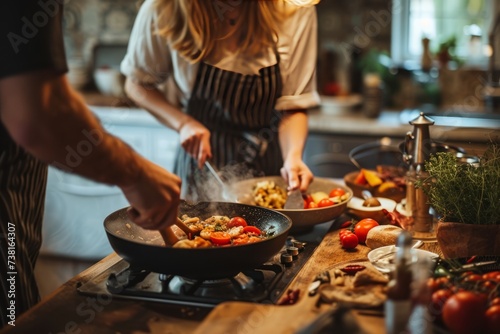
[173,214,271,248]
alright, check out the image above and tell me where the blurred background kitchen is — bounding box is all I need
[35,0,500,297]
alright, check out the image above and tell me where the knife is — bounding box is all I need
[284,189,304,209]
[449,260,498,273]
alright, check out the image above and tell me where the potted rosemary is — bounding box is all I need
[417,142,500,258]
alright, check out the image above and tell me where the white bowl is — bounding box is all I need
[367,245,438,273]
[347,196,396,223]
[93,68,124,97]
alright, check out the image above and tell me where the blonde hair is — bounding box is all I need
[154,0,294,62]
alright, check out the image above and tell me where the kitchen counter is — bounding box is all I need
[2,218,442,334]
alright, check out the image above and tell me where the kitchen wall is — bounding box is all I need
[63,0,489,111]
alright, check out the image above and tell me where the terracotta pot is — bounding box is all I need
[436,222,500,258]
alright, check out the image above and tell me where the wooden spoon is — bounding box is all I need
[159,217,194,246]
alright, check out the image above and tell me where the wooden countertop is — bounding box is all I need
[1,219,442,334]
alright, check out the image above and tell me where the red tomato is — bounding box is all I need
[341,233,358,249]
[429,289,453,319]
[442,291,488,334]
[354,218,379,244]
[462,273,483,283]
[227,216,248,228]
[329,188,346,198]
[490,297,500,307]
[485,305,500,334]
[209,232,231,246]
[317,198,334,208]
[483,271,500,281]
[307,201,318,209]
[243,226,261,235]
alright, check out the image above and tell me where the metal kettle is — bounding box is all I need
[402,112,435,233]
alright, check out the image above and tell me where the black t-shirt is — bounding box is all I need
[0,0,68,79]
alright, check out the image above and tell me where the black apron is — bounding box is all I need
[174,59,283,202]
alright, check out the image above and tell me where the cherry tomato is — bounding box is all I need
[209,232,231,246]
[462,273,483,283]
[227,216,248,228]
[339,229,351,238]
[442,291,488,334]
[340,232,358,249]
[243,226,261,235]
[329,188,346,198]
[483,271,500,281]
[303,194,314,205]
[490,297,500,307]
[485,305,500,334]
[317,198,334,208]
[429,289,453,319]
[307,201,318,209]
[353,218,379,244]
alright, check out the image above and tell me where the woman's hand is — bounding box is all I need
[178,119,212,168]
[280,158,314,192]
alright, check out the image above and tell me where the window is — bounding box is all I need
[391,0,494,68]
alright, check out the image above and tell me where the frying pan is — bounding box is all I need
[104,200,292,279]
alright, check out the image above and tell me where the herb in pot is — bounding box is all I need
[416,142,500,225]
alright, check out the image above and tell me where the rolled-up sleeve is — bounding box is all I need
[120,0,171,85]
[275,6,320,111]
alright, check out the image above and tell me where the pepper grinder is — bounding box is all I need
[402,112,435,232]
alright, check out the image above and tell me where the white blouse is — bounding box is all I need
[120,0,320,111]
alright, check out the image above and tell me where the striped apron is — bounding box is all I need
[0,123,47,326]
[174,60,283,202]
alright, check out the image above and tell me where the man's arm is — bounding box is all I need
[0,69,181,230]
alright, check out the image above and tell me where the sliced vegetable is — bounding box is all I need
[243,225,262,235]
[209,232,231,246]
[329,188,346,198]
[227,216,248,228]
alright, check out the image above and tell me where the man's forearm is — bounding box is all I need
[0,70,146,188]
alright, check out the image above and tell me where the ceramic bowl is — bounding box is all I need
[347,196,397,223]
[224,176,353,232]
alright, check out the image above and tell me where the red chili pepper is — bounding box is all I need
[340,264,366,275]
[340,220,353,229]
[277,288,301,305]
[465,255,477,264]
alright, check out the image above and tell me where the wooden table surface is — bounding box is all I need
[2,218,442,334]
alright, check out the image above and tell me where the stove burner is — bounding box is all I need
[77,227,331,309]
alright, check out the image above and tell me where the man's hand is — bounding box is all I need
[121,159,182,231]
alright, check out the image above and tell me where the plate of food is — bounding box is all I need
[224,176,352,232]
[367,245,438,273]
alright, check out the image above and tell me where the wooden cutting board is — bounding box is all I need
[193,292,330,334]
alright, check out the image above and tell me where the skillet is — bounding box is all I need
[104,200,292,279]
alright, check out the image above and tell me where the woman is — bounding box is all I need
[121,0,320,202]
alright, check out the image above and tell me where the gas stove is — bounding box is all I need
[77,222,333,311]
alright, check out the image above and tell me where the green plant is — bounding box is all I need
[417,143,500,225]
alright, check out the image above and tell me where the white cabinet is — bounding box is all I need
[40,107,179,260]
